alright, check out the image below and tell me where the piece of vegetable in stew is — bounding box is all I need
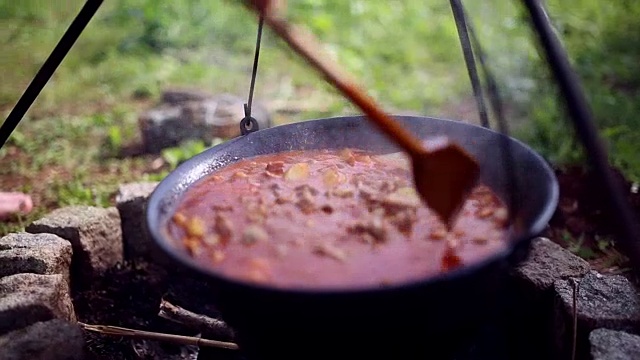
[167,148,509,289]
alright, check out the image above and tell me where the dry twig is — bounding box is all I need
[158,299,235,340]
[79,322,239,350]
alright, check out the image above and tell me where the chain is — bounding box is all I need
[240,15,265,135]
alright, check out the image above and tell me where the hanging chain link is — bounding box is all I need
[240,15,265,135]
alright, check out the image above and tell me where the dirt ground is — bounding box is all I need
[545,165,638,277]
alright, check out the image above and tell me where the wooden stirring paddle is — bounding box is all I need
[244,0,480,226]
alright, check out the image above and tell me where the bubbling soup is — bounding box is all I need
[167,148,510,289]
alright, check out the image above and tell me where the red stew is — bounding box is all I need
[167,148,509,289]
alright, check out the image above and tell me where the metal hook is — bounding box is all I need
[239,15,265,136]
[240,104,259,135]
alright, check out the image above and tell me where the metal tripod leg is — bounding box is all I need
[0,0,104,149]
[522,0,640,271]
[449,0,520,219]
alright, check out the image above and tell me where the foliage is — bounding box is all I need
[1,0,639,242]
[517,0,640,181]
[161,138,225,170]
[558,230,629,272]
[0,0,530,119]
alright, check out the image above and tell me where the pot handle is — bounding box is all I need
[240,105,260,136]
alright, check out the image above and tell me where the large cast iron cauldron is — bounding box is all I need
[146,115,558,360]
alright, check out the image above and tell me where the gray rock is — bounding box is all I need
[116,182,158,259]
[553,271,640,359]
[138,92,271,153]
[0,232,72,285]
[161,88,215,105]
[590,328,640,360]
[26,206,123,278]
[0,319,85,360]
[132,339,199,360]
[555,271,640,332]
[512,237,591,291]
[506,237,592,360]
[0,274,75,336]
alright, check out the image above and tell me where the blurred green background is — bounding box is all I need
[0,0,638,235]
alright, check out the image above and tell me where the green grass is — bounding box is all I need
[0,0,532,118]
[0,0,510,237]
[516,0,640,182]
[0,0,639,239]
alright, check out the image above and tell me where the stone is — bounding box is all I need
[26,206,123,278]
[512,237,591,291]
[161,87,215,105]
[0,232,72,285]
[138,92,271,153]
[505,237,592,360]
[132,339,199,360]
[0,274,75,336]
[116,182,158,259]
[553,271,640,359]
[590,328,640,360]
[0,319,85,360]
[555,271,640,332]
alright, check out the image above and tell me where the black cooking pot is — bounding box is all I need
[146,115,558,360]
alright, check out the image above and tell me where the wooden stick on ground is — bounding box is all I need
[78,322,239,350]
[158,298,235,340]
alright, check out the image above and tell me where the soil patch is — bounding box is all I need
[73,260,241,360]
[544,165,640,279]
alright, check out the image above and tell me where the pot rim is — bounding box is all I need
[146,115,559,296]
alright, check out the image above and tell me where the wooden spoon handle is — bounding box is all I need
[253,6,426,155]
